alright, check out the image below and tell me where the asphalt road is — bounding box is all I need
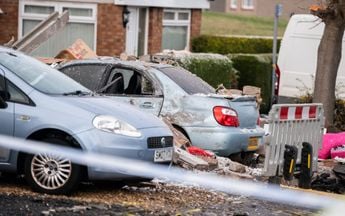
[0,175,316,216]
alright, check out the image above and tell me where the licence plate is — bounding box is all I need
[247,137,259,151]
[154,149,173,162]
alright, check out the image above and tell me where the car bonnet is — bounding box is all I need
[59,96,167,130]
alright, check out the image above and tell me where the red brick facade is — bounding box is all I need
[147,7,163,54]
[96,4,125,56]
[0,0,19,45]
[190,9,202,41]
[0,1,203,56]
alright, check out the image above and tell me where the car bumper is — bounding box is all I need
[74,127,173,180]
[184,126,265,156]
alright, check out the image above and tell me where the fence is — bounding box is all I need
[263,104,324,180]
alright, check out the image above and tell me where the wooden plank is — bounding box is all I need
[13,11,69,54]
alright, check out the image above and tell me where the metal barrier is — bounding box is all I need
[263,104,324,178]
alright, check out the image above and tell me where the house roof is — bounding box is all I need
[114,0,210,9]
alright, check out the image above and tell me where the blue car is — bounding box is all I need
[58,58,265,158]
[0,47,173,194]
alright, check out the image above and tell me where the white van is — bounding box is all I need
[277,14,345,102]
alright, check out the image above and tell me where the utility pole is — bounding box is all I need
[272,4,282,106]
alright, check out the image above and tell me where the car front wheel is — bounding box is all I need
[24,138,81,194]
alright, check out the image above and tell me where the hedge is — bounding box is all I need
[229,54,272,113]
[192,35,280,54]
[177,54,237,89]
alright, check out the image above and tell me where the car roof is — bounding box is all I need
[58,57,174,71]
[0,46,19,53]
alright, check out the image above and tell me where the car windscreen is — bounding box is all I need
[0,51,90,95]
[159,66,215,95]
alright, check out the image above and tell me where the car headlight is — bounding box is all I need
[93,115,141,137]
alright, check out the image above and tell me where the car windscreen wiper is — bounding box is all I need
[62,90,92,96]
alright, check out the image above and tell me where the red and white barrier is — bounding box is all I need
[264,104,324,177]
[279,105,317,120]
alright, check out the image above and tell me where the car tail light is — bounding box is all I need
[213,106,239,127]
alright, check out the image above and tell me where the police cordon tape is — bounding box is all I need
[0,135,343,213]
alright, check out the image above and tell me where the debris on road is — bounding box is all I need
[173,147,209,170]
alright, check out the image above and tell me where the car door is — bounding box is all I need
[0,69,14,162]
[102,66,164,116]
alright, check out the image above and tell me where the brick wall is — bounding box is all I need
[225,0,257,15]
[190,9,202,41]
[210,0,227,12]
[0,0,19,45]
[147,7,163,54]
[96,4,125,56]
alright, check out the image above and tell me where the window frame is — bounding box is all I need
[104,66,157,97]
[18,1,98,52]
[162,9,191,50]
[230,0,238,9]
[241,0,254,10]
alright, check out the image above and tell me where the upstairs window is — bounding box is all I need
[162,9,191,51]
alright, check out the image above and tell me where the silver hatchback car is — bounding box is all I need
[58,58,265,157]
[0,47,173,194]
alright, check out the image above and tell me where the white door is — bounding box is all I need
[126,7,148,56]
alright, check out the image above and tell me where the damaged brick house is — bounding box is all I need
[210,0,314,18]
[0,0,209,57]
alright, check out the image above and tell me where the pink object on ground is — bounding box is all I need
[319,132,345,159]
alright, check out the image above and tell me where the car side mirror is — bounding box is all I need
[0,91,9,109]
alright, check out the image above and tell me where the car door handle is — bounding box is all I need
[140,102,154,109]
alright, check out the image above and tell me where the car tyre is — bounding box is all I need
[24,137,81,195]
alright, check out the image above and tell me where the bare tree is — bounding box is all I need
[311,1,345,128]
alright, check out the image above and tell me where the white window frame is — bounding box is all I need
[241,0,254,10]
[18,0,98,50]
[162,9,191,50]
[230,0,237,9]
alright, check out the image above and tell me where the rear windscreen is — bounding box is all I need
[159,67,215,95]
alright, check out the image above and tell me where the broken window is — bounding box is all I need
[61,64,106,91]
[105,68,154,95]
